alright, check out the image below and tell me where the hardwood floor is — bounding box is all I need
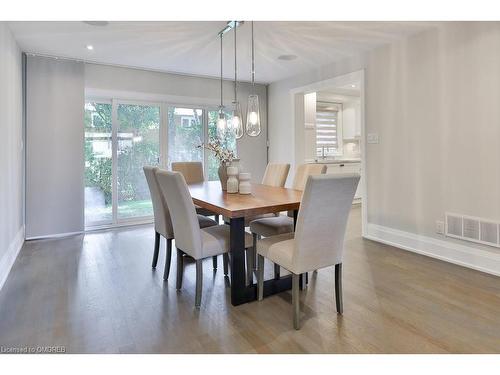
[1,206,499,353]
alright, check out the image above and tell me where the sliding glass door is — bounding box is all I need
[84,101,113,226]
[84,101,238,228]
[84,100,160,227]
[117,103,160,220]
[167,107,204,168]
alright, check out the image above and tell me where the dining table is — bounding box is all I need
[188,181,304,306]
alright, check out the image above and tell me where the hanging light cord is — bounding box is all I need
[251,21,255,93]
[234,23,237,102]
[220,34,223,108]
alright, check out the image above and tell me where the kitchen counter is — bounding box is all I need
[307,158,361,165]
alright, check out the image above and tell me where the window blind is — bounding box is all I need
[316,101,341,157]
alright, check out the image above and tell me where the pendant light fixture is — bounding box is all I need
[246,21,261,137]
[216,33,227,138]
[231,22,244,139]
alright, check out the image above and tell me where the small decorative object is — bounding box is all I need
[198,138,235,191]
[238,173,251,194]
[226,166,239,193]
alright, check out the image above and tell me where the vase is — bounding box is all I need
[218,164,228,190]
[226,166,239,194]
[238,172,251,194]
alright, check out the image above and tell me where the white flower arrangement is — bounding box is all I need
[198,138,235,165]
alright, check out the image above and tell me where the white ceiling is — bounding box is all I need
[8,21,436,83]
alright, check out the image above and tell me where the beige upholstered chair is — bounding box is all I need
[171,161,218,220]
[242,162,290,281]
[250,164,327,239]
[248,164,326,280]
[261,163,291,187]
[256,174,360,329]
[155,170,253,308]
[143,166,218,281]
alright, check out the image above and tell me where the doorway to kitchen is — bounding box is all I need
[290,70,367,235]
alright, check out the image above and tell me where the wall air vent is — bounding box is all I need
[445,212,500,249]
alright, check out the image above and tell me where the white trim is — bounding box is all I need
[0,226,25,291]
[26,230,84,241]
[364,223,500,277]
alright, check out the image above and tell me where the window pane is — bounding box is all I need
[84,102,112,225]
[167,107,204,168]
[207,110,236,181]
[117,104,160,219]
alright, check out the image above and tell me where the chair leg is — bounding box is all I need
[195,259,203,309]
[212,255,218,270]
[176,249,184,290]
[246,247,254,284]
[335,263,343,315]
[163,238,172,280]
[252,233,258,270]
[223,253,229,276]
[274,263,280,280]
[152,231,160,268]
[257,254,265,301]
[292,273,300,330]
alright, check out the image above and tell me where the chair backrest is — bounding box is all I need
[261,163,290,187]
[143,166,174,239]
[171,161,204,184]
[292,164,327,191]
[155,170,203,258]
[292,174,360,273]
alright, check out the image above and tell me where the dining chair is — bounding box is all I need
[155,170,254,308]
[171,161,219,222]
[256,173,360,329]
[242,162,290,282]
[247,163,322,281]
[143,166,219,280]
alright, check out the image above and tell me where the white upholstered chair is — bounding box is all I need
[256,173,360,329]
[155,170,253,308]
[249,163,326,280]
[171,161,219,220]
[143,166,218,280]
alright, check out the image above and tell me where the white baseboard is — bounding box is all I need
[364,223,500,277]
[0,226,25,291]
[25,230,83,241]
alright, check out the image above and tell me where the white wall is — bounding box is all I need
[268,22,500,275]
[0,23,23,289]
[84,63,268,183]
[26,56,85,238]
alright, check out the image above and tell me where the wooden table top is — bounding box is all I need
[188,181,303,218]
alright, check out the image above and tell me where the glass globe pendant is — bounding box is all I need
[246,21,261,137]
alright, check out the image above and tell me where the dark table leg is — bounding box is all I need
[230,217,254,305]
[229,210,303,306]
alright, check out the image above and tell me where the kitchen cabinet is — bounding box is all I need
[325,162,362,200]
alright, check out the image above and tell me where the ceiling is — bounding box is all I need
[8,21,436,83]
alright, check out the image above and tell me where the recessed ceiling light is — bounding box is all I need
[86,45,94,51]
[351,84,356,88]
[83,21,109,27]
[278,54,297,61]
